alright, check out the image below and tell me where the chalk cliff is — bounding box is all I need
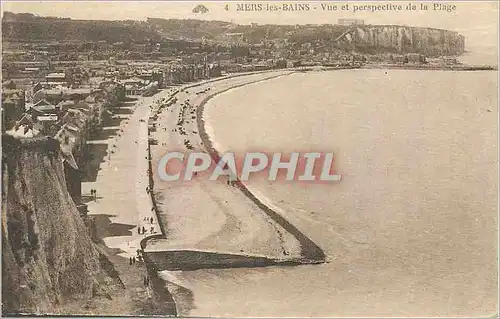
[1,135,112,315]
[342,25,465,56]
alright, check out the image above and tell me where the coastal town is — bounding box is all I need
[2,12,490,137]
[2,6,498,318]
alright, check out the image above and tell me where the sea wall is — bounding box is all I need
[1,135,112,315]
[345,25,465,56]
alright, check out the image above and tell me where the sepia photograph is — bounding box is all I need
[1,1,498,317]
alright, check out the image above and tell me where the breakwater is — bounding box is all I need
[145,250,313,271]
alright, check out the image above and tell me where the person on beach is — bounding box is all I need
[138,227,141,235]
[129,257,132,265]
[150,217,154,224]
[142,226,146,234]
[150,226,154,233]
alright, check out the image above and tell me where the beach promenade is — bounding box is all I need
[82,90,174,258]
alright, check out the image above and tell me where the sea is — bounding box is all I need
[177,67,498,317]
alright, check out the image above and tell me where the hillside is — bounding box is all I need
[2,12,160,43]
[2,12,465,56]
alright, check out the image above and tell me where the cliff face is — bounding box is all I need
[1,135,109,315]
[344,25,465,56]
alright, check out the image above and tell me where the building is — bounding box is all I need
[208,63,222,77]
[45,72,67,83]
[42,88,94,104]
[28,99,61,136]
[224,32,245,44]
[406,53,427,64]
[55,108,90,207]
[1,87,26,131]
[338,19,365,26]
[142,82,158,97]
[442,57,458,65]
[391,54,409,64]
[120,77,146,95]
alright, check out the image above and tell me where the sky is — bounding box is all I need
[2,1,498,49]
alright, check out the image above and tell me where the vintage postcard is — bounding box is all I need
[1,0,498,317]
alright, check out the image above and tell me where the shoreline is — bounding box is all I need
[194,73,327,263]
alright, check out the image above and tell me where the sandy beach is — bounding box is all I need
[146,71,307,257]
